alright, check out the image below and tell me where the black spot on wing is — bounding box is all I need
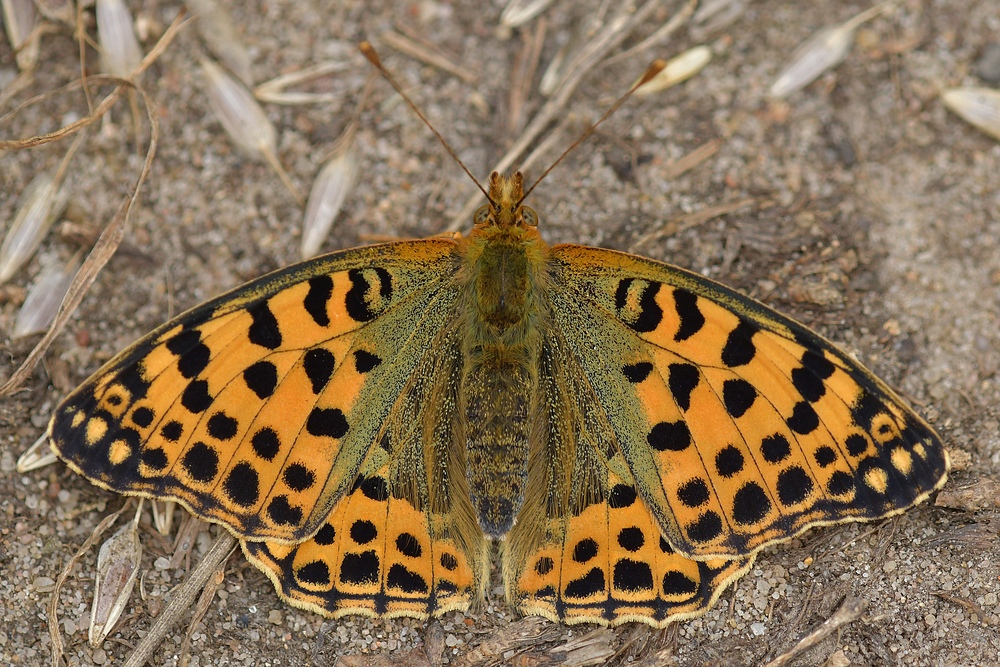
[303,348,336,394]
[243,361,278,399]
[622,361,654,383]
[304,275,334,326]
[346,268,393,322]
[613,559,653,592]
[667,363,700,411]
[672,289,705,341]
[248,300,282,349]
[722,378,757,418]
[353,349,382,373]
[306,407,349,438]
[648,420,691,451]
[224,462,260,507]
[181,379,213,413]
[721,320,757,367]
[614,278,663,332]
[181,442,219,483]
[732,482,771,525]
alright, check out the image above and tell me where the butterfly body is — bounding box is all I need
[48,172,947,626]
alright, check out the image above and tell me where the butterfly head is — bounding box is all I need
[474,171,539,230]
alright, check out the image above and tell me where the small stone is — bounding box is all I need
[883,560,897,573]
[268,610,283,625]
[91,648,108,665]
[976,43,1000,84]
[750,622,766,636]
[984,592,998,606]
[925,614,936,627]
[445,633,460,647]
[32,576,56,592]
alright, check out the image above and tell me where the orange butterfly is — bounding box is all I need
[48,167,947,626]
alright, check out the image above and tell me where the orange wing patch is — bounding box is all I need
[244,464,478,620]
[510,472,753,626]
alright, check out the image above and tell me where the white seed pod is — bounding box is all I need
[12,253,80,338]
[202,58,302,202]
[769,2,893,98]
[89,504,143,647]
[301,143,358,259]
[16,433,58,473]
[0,171,65,284]
[201,57,277,161]
[500,0,552,28]
[942,88,1000,141]
[769,25,855,98]
[96,0,143,79]
[186,0,253,86]
[634,45,713,96]
[2,0,39,70]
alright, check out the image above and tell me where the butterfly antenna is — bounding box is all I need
[518,59,666,206]
[360,41,491,202]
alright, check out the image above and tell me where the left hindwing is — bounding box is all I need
[548,244,948,559]
[48,239,460,544]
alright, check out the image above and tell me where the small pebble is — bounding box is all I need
[268,610,283,625]
[32,576,56,592]
[750,622,766,636]
[976,43,1000,84]
[91,648,108,665]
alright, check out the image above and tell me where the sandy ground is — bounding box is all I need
[2,0,999,665]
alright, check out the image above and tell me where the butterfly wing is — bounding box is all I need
[48,239,463,544]
[546,244,948,560]
[244,319,487,619]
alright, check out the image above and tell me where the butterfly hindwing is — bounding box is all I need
[48,239,461,543]
[549,244,948,559]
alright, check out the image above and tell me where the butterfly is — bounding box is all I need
[48,167,948,627]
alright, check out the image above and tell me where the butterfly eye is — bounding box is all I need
[474,205,492,226]
[521,206,539,227]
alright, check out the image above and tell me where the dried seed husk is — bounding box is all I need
[942,87,1000,141]
[12,252,80,338]
[185,0,253,86]
[768,25,854,98]
[96,0,143,79]
[0,171,66,284]
[254,60,348,106]
[634,45,712,95]
[769,1,894,98]
[201,58,302,203]
[16,432,58,473]
[152,499,177,536]
[301,140,357,259]
[2,0,39,70]
[500,0,553,28]
[89,503,143,647]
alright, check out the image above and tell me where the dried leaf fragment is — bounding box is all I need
[89,503,143,646]
[96,0,143,79]
[301,139,358,258]
[634,45,712,95]
[942,87,1000,141]
[0,171,65,284]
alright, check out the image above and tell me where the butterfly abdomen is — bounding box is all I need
[458,223,552,538]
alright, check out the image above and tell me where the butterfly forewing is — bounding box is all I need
[549,244,948,559]
[49,240,461,543]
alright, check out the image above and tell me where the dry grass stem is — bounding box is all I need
[764,597,867,667]
[123,531,238,667]
[380,29,477,84]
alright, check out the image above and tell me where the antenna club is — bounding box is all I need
[641,60,667,84]
[359,42,382,67]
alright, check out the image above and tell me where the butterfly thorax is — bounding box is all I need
[457,172,550,538]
